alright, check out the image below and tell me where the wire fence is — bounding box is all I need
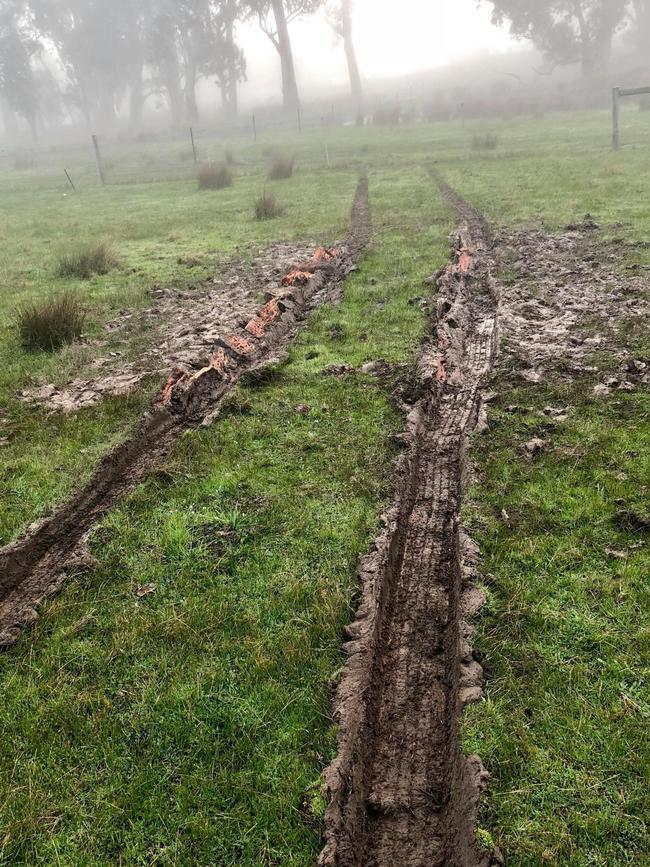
[0,105,347,193]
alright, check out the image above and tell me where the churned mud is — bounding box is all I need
[19,243,323,413]
[0,177,371,648]
[495,222,650,387]
[320,173,500,867]
[320,183,650,867]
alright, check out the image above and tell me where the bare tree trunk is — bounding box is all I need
[0,97,19,137]
[225,13,238,118]
[26,110,38,144]
[129,54,145,130]
[634,0,650,56]
[185,61,199,124]
[340,0,363,124]
[97,87,117,131]
[162,53,184,128]
[270,0,300,114]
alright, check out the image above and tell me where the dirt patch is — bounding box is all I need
[0,177,372,648]
[320,172,499,867]
[19,243,324,414]
[494,225,650,385]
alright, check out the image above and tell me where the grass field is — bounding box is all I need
[1,107,649,864]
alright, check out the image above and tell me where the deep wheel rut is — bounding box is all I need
[321,173,500,867]
[0,177,372,648]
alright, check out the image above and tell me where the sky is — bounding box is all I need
[236,0,518,104]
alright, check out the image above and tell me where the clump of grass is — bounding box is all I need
[197,162,233,190]
[268,155,294,180]
[471,133,499,151]
[255,190,284,220]
[16,291,86,352]
[56,242,121,279]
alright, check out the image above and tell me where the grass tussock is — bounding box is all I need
[16,291,86,352]
[268,155,294,180]
[255,191,284,220]
[56,242,120,279]
[471,133,499,151]
[197,162,233,190]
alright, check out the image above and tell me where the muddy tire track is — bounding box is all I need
[0,177,371,648]
[320,171,500,867]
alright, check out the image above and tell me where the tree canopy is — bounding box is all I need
[484,0,631,75]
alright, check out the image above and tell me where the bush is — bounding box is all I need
[471,133,499,151]
[197,162,233,190]
[255,191,284,220]
[268,155,294,180]
[56,242,120,279]
[16,291,86,352]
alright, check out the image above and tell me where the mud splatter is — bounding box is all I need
[494,225,650,384]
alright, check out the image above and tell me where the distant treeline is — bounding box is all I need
[0,0,364,139]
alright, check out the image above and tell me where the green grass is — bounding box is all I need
[0,165,449,865]
[0,162,359,544]
[1,108,650,863]
[464,381,650,866]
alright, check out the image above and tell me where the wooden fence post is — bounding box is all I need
[64,168,76,192]
[612,87,621,151]
[252,114,257,144]
[91,134,106,186]
[190,126,198,163]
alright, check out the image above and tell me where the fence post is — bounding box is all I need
[252,114,257,144]
[612,87,621,151]
[297,104,302,133]
[64,168,76,192]
[91,134,106,186]
[190,126,198,163]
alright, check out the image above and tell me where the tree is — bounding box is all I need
[29,0,133,128]
[215,0,246,117]
[328,0,362,123]
[146,4,185,127]
[246,0,323,113]
[0,0,41,140]
[483,0,630,76]
[632,0,650,57]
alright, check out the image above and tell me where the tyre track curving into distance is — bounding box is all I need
[0,176,372,648]
[321,171,502,867]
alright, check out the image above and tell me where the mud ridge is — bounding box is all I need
[320,172,500,867]
[0,176,371,648]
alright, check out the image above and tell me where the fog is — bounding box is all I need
[238,0,515,102]
[0,0,648,142]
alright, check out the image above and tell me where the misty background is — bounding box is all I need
[0,0,649,143]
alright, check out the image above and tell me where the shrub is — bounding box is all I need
[255,191,284,220]
[268,155,294,180]
[56,242,120,279]
[224,148,237,166]
[197,162,233,190]
[471,133,499,151]
[16,291,86,352]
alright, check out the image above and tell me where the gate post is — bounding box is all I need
[612,87,621,151]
